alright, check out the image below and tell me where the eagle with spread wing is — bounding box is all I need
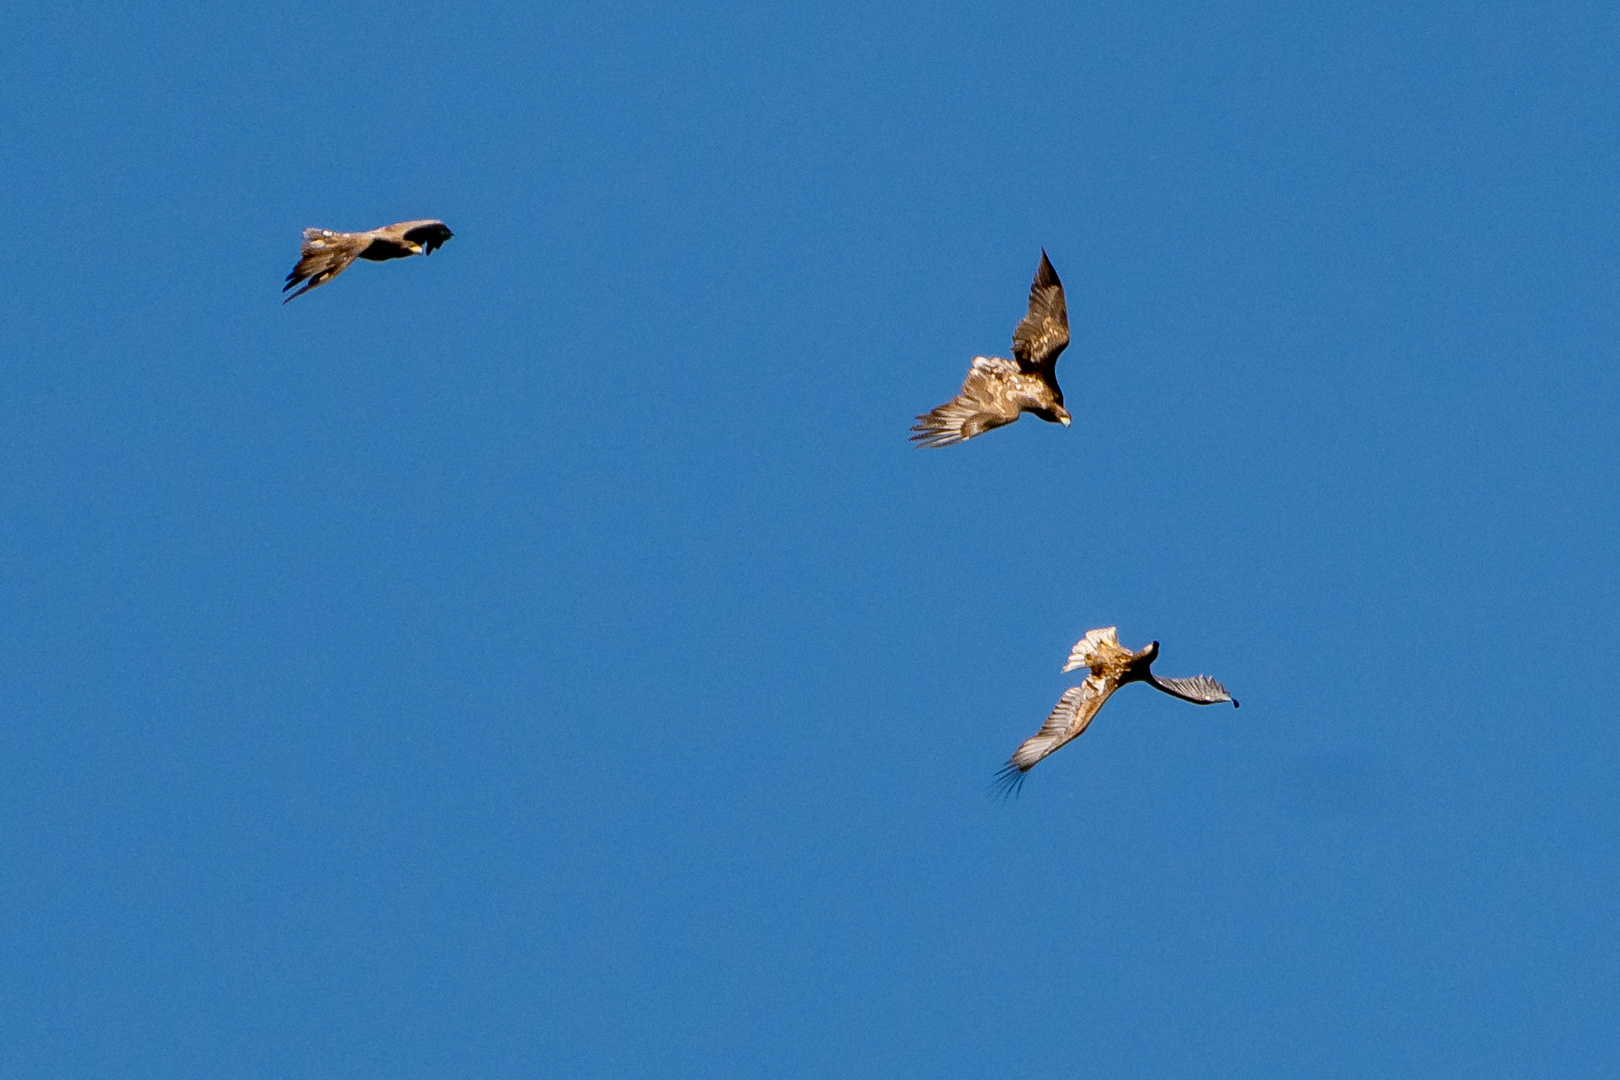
[911,249,1072,446]
[282,219,454,302]
[995,627,1238,796]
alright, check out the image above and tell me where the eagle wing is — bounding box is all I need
[377,219,454,254]
[910,356,1026,447]
[1148,673,1237,707]
[283,229,371,302]
[1011,249,1069,377]
[994,678,1116,796]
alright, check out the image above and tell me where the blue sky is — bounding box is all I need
[3,1,1618,1076]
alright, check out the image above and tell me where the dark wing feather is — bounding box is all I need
[360,220,454,261]
[1148,674,1236,706]
[910,356,1024,447]
[1011,249,1069,376]
[283,229,369,302]
[371,219,454,254]
[992,760,1032,800]
[400,221,453,253]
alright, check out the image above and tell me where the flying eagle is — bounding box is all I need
[282,219,454,302]
[911,249,1072,446]
[995,627,1237,796]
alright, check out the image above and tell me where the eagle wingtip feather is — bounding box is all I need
[991,762,1029,801]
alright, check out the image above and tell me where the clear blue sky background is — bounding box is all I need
[3,1,1617,1076]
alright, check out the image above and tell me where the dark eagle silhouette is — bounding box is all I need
[282,220,454,302]
[996,627,1238,796]
[911,249,1072,446]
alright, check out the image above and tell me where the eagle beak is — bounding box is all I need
[1059,411,1071,427]
[407,243,425,255]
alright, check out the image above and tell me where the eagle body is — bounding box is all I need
[282,219,454,302]
[912,250,1072,447]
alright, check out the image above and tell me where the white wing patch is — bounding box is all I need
[970,355,1019,377]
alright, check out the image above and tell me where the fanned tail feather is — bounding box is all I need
[910,401,980,446]
[1062,627,1121,673]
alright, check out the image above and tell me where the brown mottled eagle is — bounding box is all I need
[911,249,1072,446]
[996,627,1237,796]
[282,220,454,302]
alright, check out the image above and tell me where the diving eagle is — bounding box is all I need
[911,249,1072,446]
[282,219,454,302]
[996,627,1237,796]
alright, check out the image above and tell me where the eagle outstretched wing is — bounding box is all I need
[1149,674,1237,707]
[910,356,1027,447]
[374,220,454,256]
[994,680,1111,796]
[283,229,371,302]
[1011,249,1069,377]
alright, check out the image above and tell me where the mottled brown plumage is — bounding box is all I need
[282,219,454,302]
[911,250,1072,446]
[995,627,1237,796]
